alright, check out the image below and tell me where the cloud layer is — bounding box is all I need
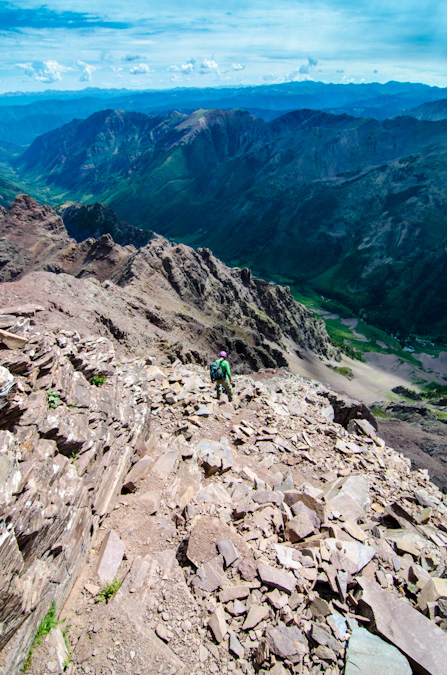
[1,1,446,93]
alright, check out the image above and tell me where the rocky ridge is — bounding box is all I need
[0,195,336,369]
[0,322,151,674]
[1,313,447,674]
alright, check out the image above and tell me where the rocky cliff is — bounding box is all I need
[0,195,336,368]
[0,319,152,674]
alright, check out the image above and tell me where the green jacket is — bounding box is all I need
[218,358,232,382]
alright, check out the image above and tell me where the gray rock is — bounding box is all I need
[220,586,251,603]
[274,544,302,571]
[96,530,125,585]
[266,623,308,663]
[217,539,239,567]
[257,562,296,594]
[242,604,269,630]
[310,624,342,654]
[122,456,152,492]
[285,511,315,542]
[192,556,226,593]
[345,628,412,675]
[358,577,447,675]
[150,447,179,480]
[208,605,228,644]
[325,538,376,574]
[253,490,284,506]
[196,437,233,475]
[239,558,257,582]
[0,329,28,350]
[229,632,245,659]
[322,474,370,522]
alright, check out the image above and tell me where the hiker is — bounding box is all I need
[210,350,233,402]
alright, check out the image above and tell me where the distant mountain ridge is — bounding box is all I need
[407,98,447,121]
[14,107,447,338]
[2,80,447,151]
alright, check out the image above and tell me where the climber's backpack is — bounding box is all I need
[210,359,225,381]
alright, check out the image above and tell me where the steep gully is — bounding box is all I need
[0,195,447,674]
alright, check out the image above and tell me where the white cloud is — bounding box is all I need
[129,63,153,75]
[200,58,220,75]
[232,63,245,71]
[299,57,318,75]
[77,60,96,82]
[15,60,71,83]
[168,58,196,75]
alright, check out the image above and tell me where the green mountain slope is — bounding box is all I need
[14,108,447,338]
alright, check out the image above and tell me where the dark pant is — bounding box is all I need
[215,378,233,401]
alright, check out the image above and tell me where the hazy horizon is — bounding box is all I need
[1,1,445,95]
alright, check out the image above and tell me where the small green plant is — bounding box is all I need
[329,365,354,380]
[91,374,107,387]
[370,407,389,420]
[22,601,61,672]
[47,389,61,409]
[61,623,72,669]
[95,577,122,604]
[70,449,80,472]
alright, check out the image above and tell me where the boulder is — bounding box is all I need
[358,577,447,675]
[345,628,412,675]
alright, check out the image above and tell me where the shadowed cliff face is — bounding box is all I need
[56,201,153,248]
[0,195,336,371]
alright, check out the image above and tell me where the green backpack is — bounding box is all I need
[210,359,224,381]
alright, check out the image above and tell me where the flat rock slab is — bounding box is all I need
[266,623,308,663]
[323,474,369,522]
[324,538,376,575]
[418,577,447,612]
[0,329,28,349]
[208,605,228,643]
[96,530,125,585]
[123,456,153,492]
[242,604,269,630]
[274,544,303,571]
[285,511,315,542]
[258,562,296,594]
[358,577,447,675]
[192,556,226,593]
[196,437,233,475]
[220,586,251,603]
[150,447,179,480]
[345,627,412,675]
[253,490,284,506]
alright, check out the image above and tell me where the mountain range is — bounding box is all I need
[2,81,447,152]
[13,106,447,339]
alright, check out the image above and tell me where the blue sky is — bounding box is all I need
[1,0,446,93]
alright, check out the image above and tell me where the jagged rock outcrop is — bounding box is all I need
[0,195,134,283]
[114,238,334,359]
[56,201,153,248]
[0,194,71,281]
[0,323,151,674]
[0,195,337,370]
